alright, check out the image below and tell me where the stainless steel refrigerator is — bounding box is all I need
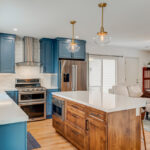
[59,60,87,91]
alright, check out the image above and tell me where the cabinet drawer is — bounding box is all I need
[87,107,106,122]
[52,115,64,135]
[67,102,85,116]
[66,123,85,150]
[66,111,85,129]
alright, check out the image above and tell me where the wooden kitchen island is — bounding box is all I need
[52,91,146,150]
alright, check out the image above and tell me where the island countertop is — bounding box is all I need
[52,91,147,113]
[0,92,28,125]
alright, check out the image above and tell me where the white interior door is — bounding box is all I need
[125,57,139,85]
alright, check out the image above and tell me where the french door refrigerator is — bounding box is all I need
[59,60,87,91]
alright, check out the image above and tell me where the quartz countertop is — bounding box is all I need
[52,91,147,113]
[0,88,18,92]
[0,92,28,125]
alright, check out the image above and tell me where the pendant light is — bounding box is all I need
[94,2,111,45]
[67,21,80,53]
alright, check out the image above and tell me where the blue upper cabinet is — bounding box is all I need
[0,33,16,73]
[57,39,72,59]
[40,38,54,73]
[55,37,86,60]
[72,40,86,60]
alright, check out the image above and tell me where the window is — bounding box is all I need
[89,55,116,93]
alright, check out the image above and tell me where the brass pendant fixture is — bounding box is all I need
[67,20,80,53]
[94,2,111,45]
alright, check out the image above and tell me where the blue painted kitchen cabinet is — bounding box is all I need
[40,38,54,73]
[0,33,16,73]
[0,122,27,150]
[46,89,59,118]
[6,91,18,104]
[55,37,86,60]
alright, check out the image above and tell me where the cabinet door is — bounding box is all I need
[46,90,52,118]
[87,115,107,150]
[45,40,54,73]
[0,35,15,73]
[40,39,54,73]
[46,89,59,118]
[58,40,71,59]
[73,41,86,60]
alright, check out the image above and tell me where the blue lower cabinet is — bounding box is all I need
[6,91,18,104]
[0,122,27,150]
[46,89,59,118]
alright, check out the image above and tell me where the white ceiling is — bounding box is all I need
[0,0,150,50]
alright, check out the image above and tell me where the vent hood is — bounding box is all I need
[16,37,40,66]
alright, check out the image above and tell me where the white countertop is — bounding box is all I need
[0,88,18,92]
[0,92,28,125]
[52,91,147,113]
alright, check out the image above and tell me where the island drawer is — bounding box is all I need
[66,123,85,150]
[52,115,64,135]
[66,110,85,130]
[87,107,106,122]
[67,101,85,114]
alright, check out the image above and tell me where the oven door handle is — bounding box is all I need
[19,101,46,106]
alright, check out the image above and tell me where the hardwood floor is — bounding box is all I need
[27,119,150,150]
[27,119,77,150]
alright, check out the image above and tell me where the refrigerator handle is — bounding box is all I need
[72,65,77,91]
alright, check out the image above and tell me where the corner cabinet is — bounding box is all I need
[46,89,59,118]
[55,38,86,60]
[0,33,16,73]
[40,38,54,73]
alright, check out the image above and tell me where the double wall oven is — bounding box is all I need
[16,79,46,121]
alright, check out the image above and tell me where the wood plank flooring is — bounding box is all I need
[27,119,150,150]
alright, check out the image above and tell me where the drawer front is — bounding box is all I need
[66,111,85,129]
[66,124,85,150]
[67,104,85,117]
[52,115,64,135]
[87,107,106,122]
[67,102,85,113]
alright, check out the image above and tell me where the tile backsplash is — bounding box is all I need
[0,36,57,91]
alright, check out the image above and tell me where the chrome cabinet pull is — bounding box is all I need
[71,129,79,136]
[89,115,104,122]
[71,113,79,118]
[71,105,79,110]
[90,113,102,118]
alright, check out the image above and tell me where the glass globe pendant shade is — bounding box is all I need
[94,32,111,46]
[67,41,80,53]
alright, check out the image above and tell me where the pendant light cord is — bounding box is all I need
[101,6,104,28]
[72,23,74,43]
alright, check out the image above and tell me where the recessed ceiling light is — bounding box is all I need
[13,28,18,32]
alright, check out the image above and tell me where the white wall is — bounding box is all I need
[86,43,150,86]
[0,36,57,91]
